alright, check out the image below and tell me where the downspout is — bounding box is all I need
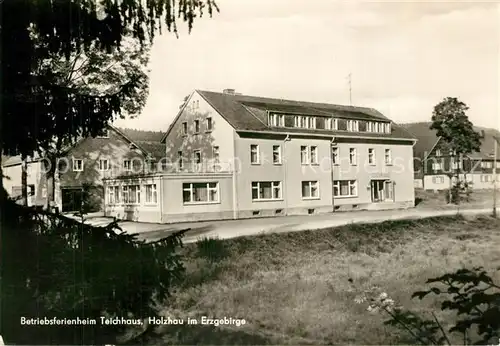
[159,174,164,223]
[283,134,291,215]
[331,137,336,212]
[231,131,239,220]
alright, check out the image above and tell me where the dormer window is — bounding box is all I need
[347,120,359,132]
[332,118,338,130]
[268,113,284,127]
[366,122,373,132]
[385,122,391,133]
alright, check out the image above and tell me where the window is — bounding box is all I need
[332,118,338,130]
[435,149,441,157]
[385,123,391,133]
[294,116,309,128]
[183,182,219,204]
[451,159,463,170]
[178,151,183,170]
[333,180,357,197]
[73,159,83,171]
[300,146,309,164]
[480,174,492,183]
[147,160,157,172]
[332,147,339,165]
[481,161,493,169]
[366,122,373,132]
[251,181,282,201]
[123,159,131,171]
[310,146,318,164]
[250,144,260,164]
[496,161,500,169]
[308,117,317,129]
[347,120,359,132]
[99,159,109,171]
[145,184,157,204]
[194,119,200,133]
[107,186,120,204]
[193,150,202,164]
[273,145,282,164]
[432,176,445,184]
[385,149,392,165]
[206,117,213,131]
[122,185,140,204]
[368,148,375,165]
[349,148,357,165]
[212,146,220,164]
[325,118,332,130]
[97,129,109,138]
[269,113,285,127]
[302,181,319,199]
[182,122,188,135]
[432,162,443,171]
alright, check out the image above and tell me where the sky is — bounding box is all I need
[113,0,500,131]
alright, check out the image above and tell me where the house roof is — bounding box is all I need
[111,126,165,160]
[401,122,500,159]
[162,90,416,142]
[2,154,42,167]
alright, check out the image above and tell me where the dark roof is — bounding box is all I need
[136,141,165,160]
[196,90,415,140]
[115,128,166,142]
[401,122,500,159]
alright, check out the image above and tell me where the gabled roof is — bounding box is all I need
[114,127,166,143]
[162,89,416,142]
[401,122,500,160]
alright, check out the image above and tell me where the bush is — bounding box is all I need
[1,194,187,345]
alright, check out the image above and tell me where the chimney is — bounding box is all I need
[223,88,236,95]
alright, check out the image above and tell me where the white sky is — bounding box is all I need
[113,0,500,131]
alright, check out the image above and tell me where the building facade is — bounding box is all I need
[2,155,45,207]
[104,89,417,223]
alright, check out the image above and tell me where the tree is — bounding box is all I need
[1,0,219,186]
[430,97,481,204]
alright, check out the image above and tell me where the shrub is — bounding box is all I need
[1,194,187,345]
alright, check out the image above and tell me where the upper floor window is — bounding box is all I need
[310,146,318,164]
[332,147,339,165]
[349,148,357,165]
[73,159,83,172]
[123,159,131,171]
[206,117,213,132]
[269,113,285,127]
[294,116,306,128]
[432,162,443,171]
[366,122,373,132]
[368,148,375,165]
[385,149,392,165]
[193,150,202,164]
[178,151,184,170]
[273,145,282,165]
[385,123,391,133]
[194,119,200,133]
[481,161,493,169]
[212,146,220,164]
[347,120,359,132]
[98,159,109,171]
[435,149,442,157]
[332,118,338,130]
[308,117,317,129]
[250,144,260,164]
[182,122,188,136]
[325,118,332,130]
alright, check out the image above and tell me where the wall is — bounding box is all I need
[57,128,149,210]
[424,173,500,190]
[2,160,45,206]
[164,91,236,173]
[332,139,415,209]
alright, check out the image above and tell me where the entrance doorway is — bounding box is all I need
[61,188,84,212]
[371,180,394,202]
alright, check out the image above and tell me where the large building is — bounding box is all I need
[103,89,417,223]
[402,122,500,190]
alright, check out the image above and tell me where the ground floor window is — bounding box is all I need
[370,179,394,202]
[480,174,492,183]
[107,186,121,204]
[252,181,282,201]
[183,182,219,204]
[301,181,319,199]
[432,176,445,184]
[145,184,158,204]
[123,185,140,204]
[333,180,357,198]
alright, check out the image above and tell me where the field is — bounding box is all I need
[133,214,500,345]
[414,188,498,209]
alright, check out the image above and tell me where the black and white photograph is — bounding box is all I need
[1,0,500,345]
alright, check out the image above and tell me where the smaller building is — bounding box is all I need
[403,122,500,190]
[2,155,45,206]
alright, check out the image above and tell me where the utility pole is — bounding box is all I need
[348,73,352,106]
[492,136,498,217]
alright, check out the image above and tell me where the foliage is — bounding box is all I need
[196,236,230,263]
[1,0,219,158]
[446,180,473,204]
[1,194,188,345]
[359,267,500,345]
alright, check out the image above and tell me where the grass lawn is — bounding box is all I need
[139,215,500,345]
[415,188,498,209]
